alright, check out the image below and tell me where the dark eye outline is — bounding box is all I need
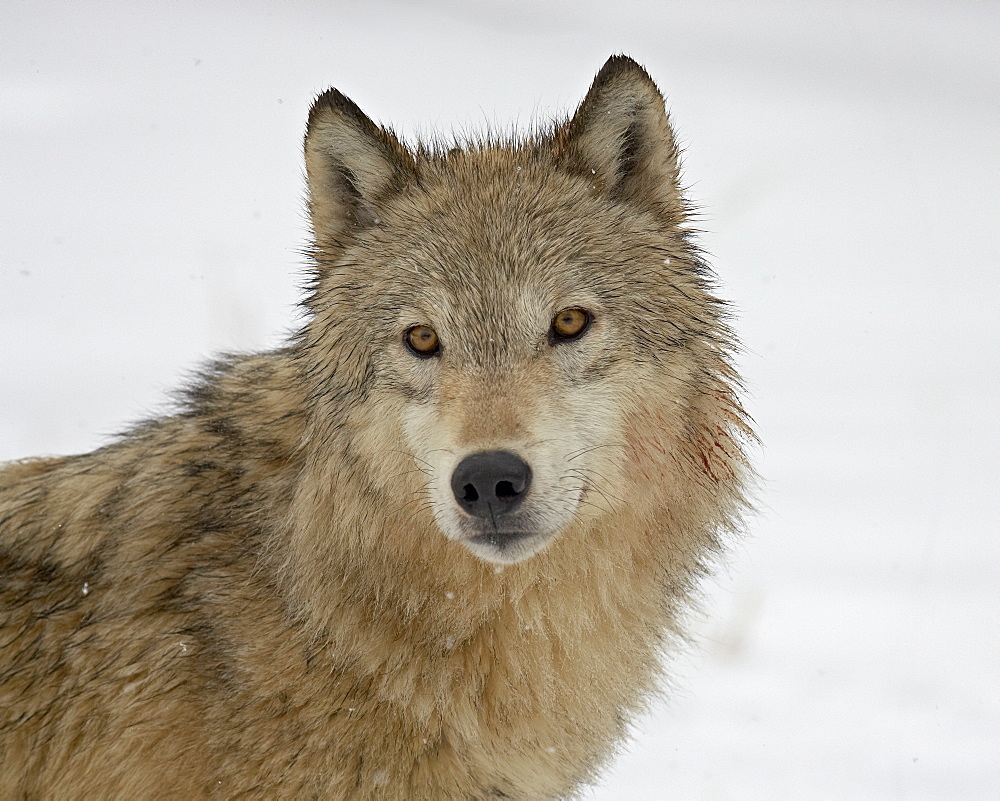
[549,308,593,344]
[404,324,441,358]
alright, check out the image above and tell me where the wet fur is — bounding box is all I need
[0,56,753,799]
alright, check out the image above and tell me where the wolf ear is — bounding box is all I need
[304,89,415,246]
[558,56,683,221]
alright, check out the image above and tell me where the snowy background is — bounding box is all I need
[2,1,998,798]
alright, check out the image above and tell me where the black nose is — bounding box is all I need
[451,451,532,519]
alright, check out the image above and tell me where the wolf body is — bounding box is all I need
[0,57,752,799]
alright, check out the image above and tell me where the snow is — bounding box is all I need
[2,1,998,797]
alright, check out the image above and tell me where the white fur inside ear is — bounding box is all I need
[573,94,646,181]
[307,116,399,202]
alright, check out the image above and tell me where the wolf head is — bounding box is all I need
[298,56,741,567]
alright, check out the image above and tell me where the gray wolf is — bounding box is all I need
[0,55,753,798]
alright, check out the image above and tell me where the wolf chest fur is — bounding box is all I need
[0,56,753,799]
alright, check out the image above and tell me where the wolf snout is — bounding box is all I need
[451,451,532,519]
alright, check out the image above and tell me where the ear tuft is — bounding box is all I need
[558,55,683,222]
[304,89,414,247]
[590,53,654,87]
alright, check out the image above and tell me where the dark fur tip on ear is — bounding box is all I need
[581,54,666,121]
[593,54,656,87]
[307,88,381,142]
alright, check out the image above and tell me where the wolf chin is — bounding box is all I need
[0,56,754,799]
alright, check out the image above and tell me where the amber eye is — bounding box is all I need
[405,324,440,357]
[550,308,592,342]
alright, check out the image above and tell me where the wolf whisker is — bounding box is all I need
[565,441,627,462]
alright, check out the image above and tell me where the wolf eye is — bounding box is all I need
[405,325,440,357]
[550,308,592,342]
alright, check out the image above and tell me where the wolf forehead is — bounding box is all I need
[327,155,691,306]
[336,152,668,286]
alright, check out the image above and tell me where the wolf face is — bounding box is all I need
[301,58,726,565]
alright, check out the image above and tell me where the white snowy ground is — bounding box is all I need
[2,2,997,798]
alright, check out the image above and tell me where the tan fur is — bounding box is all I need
[0,56,754,799]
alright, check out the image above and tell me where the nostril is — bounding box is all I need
[462,484,479,503]
[495,480,517,499]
